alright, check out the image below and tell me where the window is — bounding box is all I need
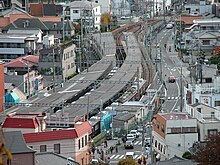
[158,143,160,150]
[85,135,88,145]
[157,122,160,129]
[82,137,84,148]
[215,101,220,106]
[73,10,78,13]
[40,145,47,152]
[160,145,163,152]
[54,144,60,154]
[161,124,164,132]
[78,139,81,150]
[155,140,157,148]
[202,40,210,45]
[29,146,33,148]
[208,129,218,136]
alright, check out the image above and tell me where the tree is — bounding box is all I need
[192,133,220,165]
[100,12,111,32]
[182,151,192,159]
[118,158,138,165]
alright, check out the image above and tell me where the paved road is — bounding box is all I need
[151,27,189,113]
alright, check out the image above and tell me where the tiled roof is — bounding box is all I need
[23,129,78,143]
[75,121,92,137]
[37,16,61,22]
[30,4,43,16]
[2,131,35,154]
[2,117,39,129]
[0,17,10,27]
[36,152,80,165]
[43,4,56,16]
[180,16,204,25]
[9,14,32,23]
[4,55,39,68]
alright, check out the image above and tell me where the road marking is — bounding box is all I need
[139,141,142,145]
[175,97,179,99]
[134,155,139,159]
[119,155,124,159]
[134,141,139,145]
[110,155,115,159]
[114,155,120,159]
[168,97,170,100]
[172,97,174,100]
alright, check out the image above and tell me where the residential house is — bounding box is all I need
[38,41,76,82]
[4,55,43,98]
[0,33,38,62]
[4,82,26,104]
[2,17,75,41]
[152,113,198,160]
[23,121,92,165]
[113,113,135,134]
[114,101,148,123]
[7,28,43,43]
[68,0,101,30]
[90,0,111,14]
[185,103,220,141]
[1,131,36,165]
[35,152,80,165]
[183,1,212,16]
[29,3,63,16]
[184,75,220,107]
[2,113,45,133]
[0,61,4,112]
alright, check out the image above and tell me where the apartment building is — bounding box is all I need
[67,0,101,30]
[38,41,76,82]
[186,103,220,141]
[0,33,38,62]
[152,113,198,160]
[4,55,43,98]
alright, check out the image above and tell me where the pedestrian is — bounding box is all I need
[115,146,118,153]
[164,43,167,49]
[110,146,113,154]
[169,46,171,52]
[138,158,142,164]
[92,147,95,154]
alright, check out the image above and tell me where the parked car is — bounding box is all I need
[124,140,134,149]
[166,23,173,29]
[168,76,176,83]
[130,130,138,138]
[127,134,135,142]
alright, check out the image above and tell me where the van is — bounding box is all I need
[126,152,134,159]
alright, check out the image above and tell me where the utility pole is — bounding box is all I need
[179,1,183,112]
[52,48,56,93]
[27,64,30,98]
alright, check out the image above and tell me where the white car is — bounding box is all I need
[166,23,173,29]
[130,130,138,138]
[127,134,135,142]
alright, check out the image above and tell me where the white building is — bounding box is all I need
[183,1,212,16]
[185,103,220,142]
[91,0,111,14]
[68,0,101,30]
[152,113,198,160]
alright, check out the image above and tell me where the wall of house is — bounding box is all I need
[9,153,35,165]
[26,139,76,158]
[166,133,198,159]
[62,44,76,80]
[0,62,4,112]
[74,134,90,165]
[70,8,81,21]
[198,121,220,141]
[152,131,167,160]
[93,6,101,30]
[153,114,166,139]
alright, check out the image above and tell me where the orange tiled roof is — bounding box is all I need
[37,16,61,22]
[75,121,92,137]
[9,14,33,23]
[30,3,43,16]
[180,16,204,25]
[0,17,10,27]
